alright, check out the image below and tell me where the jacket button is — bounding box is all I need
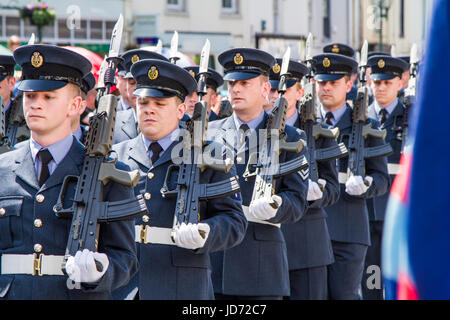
[34,219,43,228]
[0,208,5,216]
[142,215,150,223]
[147,172,155,179]
[144,192,151,200]
[35,194,45,203]
[34,244,43,253]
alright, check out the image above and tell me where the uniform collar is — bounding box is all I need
[233,109,265,131]
[4,98,12,113]
[30,133,74,166]
[374,98,398,118]
[286,111,299,127]
[142,127,180,155]
[320,103,347,125]
[120,97,133,111]
[73,126,83,141]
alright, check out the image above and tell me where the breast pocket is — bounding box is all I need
[0,196,24,250]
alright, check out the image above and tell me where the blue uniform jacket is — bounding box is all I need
[324,104,390,245]
[366,101,405,221]
[281,113,340,270]
[0,137,138,300]
[111,133,247,300]
[113,108,138,144]
[207,112,308,296]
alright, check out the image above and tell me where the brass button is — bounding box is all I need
[147,172,155,179]
[0,208,5,216]
[144,192,151,200]
[35,194,45,203]
[34,219,43,228]
[34,244,43,253]
[142,215,150,223]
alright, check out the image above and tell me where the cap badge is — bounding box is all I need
[323,58,331,68]
[131,54,140,64]
[272,63,281,74]
[332,44,340,53]
[189,70,196,78]
[234,53,244,65]
[31,52,44,68]
[148,66,159,80]
[378,59,386,69]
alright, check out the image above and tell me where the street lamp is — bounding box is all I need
[378,0,391,51]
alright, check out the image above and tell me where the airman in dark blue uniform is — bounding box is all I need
[184,66,224,122]
[111,59,246,300]
[73,72,96,145]
[0,44,138,300]
[269,58,340,300]
[362,55,409,300]
[312,53,390,300]
[323,43,359,105]
[0,55,29,153]
[208,48,309,300]
[113,50,169,144]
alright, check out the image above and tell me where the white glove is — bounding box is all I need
[248,195,283,221]
[307,179,326,201]
[65,249,109,284]
[173,222,210,250]
[345,175,373,196]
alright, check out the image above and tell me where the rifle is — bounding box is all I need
[400,43,419,152]
[54,15,148,274]
[243,47,308,209]
[346,41,393,182]
[169,31,180,65]
[217,99,233,119]
[0,93,30,150]
[160,39,241,240]
[299,33,348,190]
[95,55,108,109]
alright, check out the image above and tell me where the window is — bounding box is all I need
[6,17,20,37]
[323,0,331,39]
[222,0,238,14]
[58,19,70,39]
[90,20,103,40]
[167,0,185,11]
[74,20,87,39]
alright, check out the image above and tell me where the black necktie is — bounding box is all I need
[239,124,250,146]
[37,149,53,187]
[325,112,334,126]
[149,142,163,164]
[379,109,389,125]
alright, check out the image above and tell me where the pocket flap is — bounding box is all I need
[0,197,24,218]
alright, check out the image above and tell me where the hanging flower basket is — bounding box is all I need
[19,2,56,27]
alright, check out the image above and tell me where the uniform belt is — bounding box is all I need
[388,163,401,175]
[242,206,281,228]
[135,225,176,246]
[338,172,348,185]
[339,163,401,185]
[1,254,65,276]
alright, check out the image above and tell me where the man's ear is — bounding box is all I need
[262,79,271,99]
[177,102,187,120]
[296,87,305,101]
[346,79,354,94]
[68,95,83,118]
[396,77,404,91]
[8,76,16,88]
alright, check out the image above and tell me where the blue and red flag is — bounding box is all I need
[382,0,450,300]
